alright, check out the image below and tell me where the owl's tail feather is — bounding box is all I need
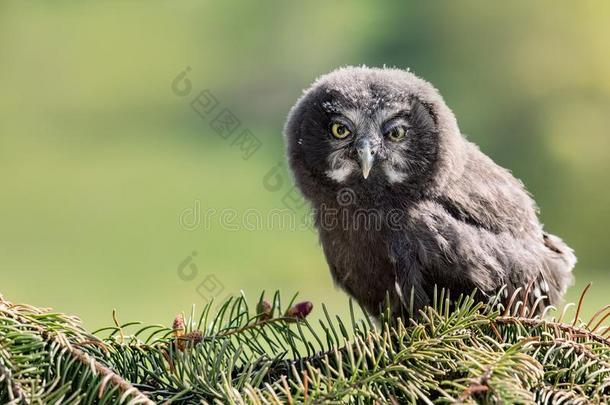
[539,233,576,306]
[543,233,577,270]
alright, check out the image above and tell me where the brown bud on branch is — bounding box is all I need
[285,301,313,321]
[256,299,273,321]
[172,314,185,338]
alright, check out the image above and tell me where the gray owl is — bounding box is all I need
[284,66,575,317]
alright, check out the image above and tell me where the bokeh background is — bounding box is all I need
[1,2,609,330]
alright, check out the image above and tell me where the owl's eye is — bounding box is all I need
[330,122,352,139]
[386,125,407,141]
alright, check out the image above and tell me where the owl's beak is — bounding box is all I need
[356,140,376,179]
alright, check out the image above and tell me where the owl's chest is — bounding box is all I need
[317,219,397,312]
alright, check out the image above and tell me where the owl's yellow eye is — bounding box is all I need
[330,122,351,139]
[387,126,407,141]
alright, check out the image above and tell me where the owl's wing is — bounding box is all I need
[392,200,574,315]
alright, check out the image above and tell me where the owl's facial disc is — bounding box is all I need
[287,69,443,198]
[324,108,411,184]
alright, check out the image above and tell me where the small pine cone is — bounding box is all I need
[256,299,272,320]
[285,301,313,321]
[172,314,185,338]
[175,330,203,351]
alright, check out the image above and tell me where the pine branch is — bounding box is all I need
[0,294,152,404]
[2,286,610,404]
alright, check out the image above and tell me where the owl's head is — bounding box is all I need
[284,66,466,204]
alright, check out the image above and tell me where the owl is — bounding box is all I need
[284,66,575,318]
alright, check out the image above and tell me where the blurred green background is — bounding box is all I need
[1,2,609,330]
